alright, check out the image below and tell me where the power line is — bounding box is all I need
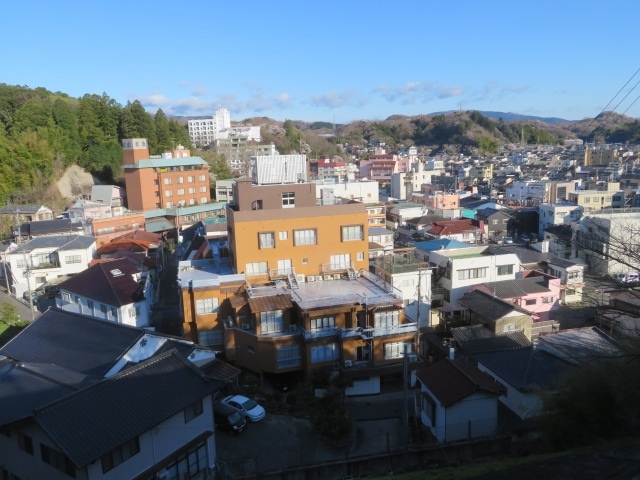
[581,66,640,140]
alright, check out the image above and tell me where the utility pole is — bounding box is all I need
[403,343,409,448]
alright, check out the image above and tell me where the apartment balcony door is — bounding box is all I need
[329,254,350,270]
[277,259,292,276]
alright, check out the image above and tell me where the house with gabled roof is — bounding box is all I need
[475,346,571,420]
[4,235,96,298]
[0,204,53,223]
[416,359,503,442]
[457,289,535,340]
[55,257,153,328]
[423,218,485,244]
[473,271,561,322]
[0,309,237,480]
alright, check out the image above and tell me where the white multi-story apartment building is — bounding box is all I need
[429,246,522,306]
[539,203,584,237]
[187,107,231,145]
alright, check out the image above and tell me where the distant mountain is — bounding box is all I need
[432,110,572,125]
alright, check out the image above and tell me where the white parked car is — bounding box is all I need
[222,395,266,422]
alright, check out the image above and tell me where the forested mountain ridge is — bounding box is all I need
[0,84,190,208]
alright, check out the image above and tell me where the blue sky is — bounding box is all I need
[4,1,640,123]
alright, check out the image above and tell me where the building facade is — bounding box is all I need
[122,139,211,212]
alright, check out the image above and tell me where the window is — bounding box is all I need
[184,399,204,423]
[199,175,206,181]
[87,300,94,309]
[163,178,172,185]
[164,440,208,480]
[200,186,208,193]
[542,296,554,303]
[178,188,185,195]
[198,329,223,346]
[310,316,335,330]
[101,437,140,473]
[525,299,537,305]
[111,307,117,317]
[503,324,518,332]
[17,432,33,454]
[129,306,140,318]
[282,192,295,208]
[341,225,364,241]
[188,176,195,182]
[502,218,509,224]
[497,265,514,276]
[200,197,208,204]
[457,268,487,280]
[279,231,288,240]
[196,298,219,315]
[357,252,365,261]
[189,187,196,194]
[16,259,25,268]
[294,229,317,245]
[492,219,499,225]
[375,310,399,328]
[384,341,412,359]
[165,190,173,197]
[62,292,71,302]
[260,310,283,333]
[259,232,275,249]
[100,304,107,313]
[246,261,268,276]
[65,255,82,264]
[277,345,301,368]
[41,444,76,477]
[311,343,339,363]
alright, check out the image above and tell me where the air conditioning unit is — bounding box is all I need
[324,275,333,281]
[241,324,251,330]
[333,274,341,280]
[307,276,316,282]
[315,276,323,282]
[296,274,305,283]
[344,360,353,368]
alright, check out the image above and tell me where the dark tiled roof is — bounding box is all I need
[35,350,223,467]
[58,257,146,307]
[451,324,531,353]
[480,276,550,299]
[416,359,503,406]
[196,357,242,382]
[18,219,84,236]
[457,290,529,322]
[0,358,77,426]
[0,310,143,377]
[474,347,571,392]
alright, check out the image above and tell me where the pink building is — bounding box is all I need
[409,192,460,210]
[473,271,561,322]
[359,154,411,184]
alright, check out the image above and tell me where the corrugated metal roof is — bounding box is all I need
[12,235,95,253]
[247,294,293,313]
[480,276,550,299]
[451,325,531,353]
[457,290,525,321]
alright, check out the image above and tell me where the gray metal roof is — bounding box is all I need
[487,244,555,266]
[451,324,531,353]
[0,309,143,377]
[475,347,571,392]
[12,235,95,253]
[457,290,530,322]
[0,204,49,214]
[125,157,208,169]
[481,276,550,299]
[537,327,623,364]
[35,350,222,467]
